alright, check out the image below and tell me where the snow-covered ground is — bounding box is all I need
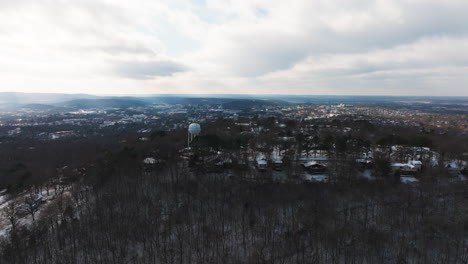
[357,169,374,180]
[0,190,9,238]
[0,186,68,240]
[400,176,419,184]
[272,170,288,182]
[0,189,7,205]
[304,174,328,182]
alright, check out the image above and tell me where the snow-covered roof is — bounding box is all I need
[391,163,415,168]
[303,161,326,168]
[143,157,157,164]
[445,161,459,169]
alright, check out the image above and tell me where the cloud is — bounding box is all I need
[254,36,468,95]
[0,0,467,95]
[193,0,468,76]
[115,60,187,79]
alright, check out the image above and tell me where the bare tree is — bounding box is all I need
[24,192,38,221]
[3,199,19,234]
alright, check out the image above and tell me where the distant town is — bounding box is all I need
[0,93,467,263]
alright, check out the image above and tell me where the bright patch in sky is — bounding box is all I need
[0,0,467,95]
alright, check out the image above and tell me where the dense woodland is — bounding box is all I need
[0,117,467,263]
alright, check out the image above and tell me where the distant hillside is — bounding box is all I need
[60,98,148,109]
[222,99,290,110]
[140,97,291,109]
[19,104,57,111]
[0,92,97,105]
[140,97,234,105]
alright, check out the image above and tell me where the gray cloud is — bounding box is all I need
[1,0,468,95]
[83,45,155,56]
[115,60,187,79]
[206,0,468,78]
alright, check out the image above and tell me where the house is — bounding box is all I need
[391,163,417,175]
[409,160,423,171]
[302,161,327,174]
[272,159,283,171]
[444,161,464,175]
[271,148,284,171]
[256,159,268,170]
[356,158,373,168]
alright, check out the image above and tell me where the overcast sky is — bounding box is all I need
[1,0,467,95]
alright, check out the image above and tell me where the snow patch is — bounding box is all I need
[400,176,419,184]
[304,174,328,182]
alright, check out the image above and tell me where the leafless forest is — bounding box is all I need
[1,118,467,264]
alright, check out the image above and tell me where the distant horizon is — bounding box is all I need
[1,91,468,99]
